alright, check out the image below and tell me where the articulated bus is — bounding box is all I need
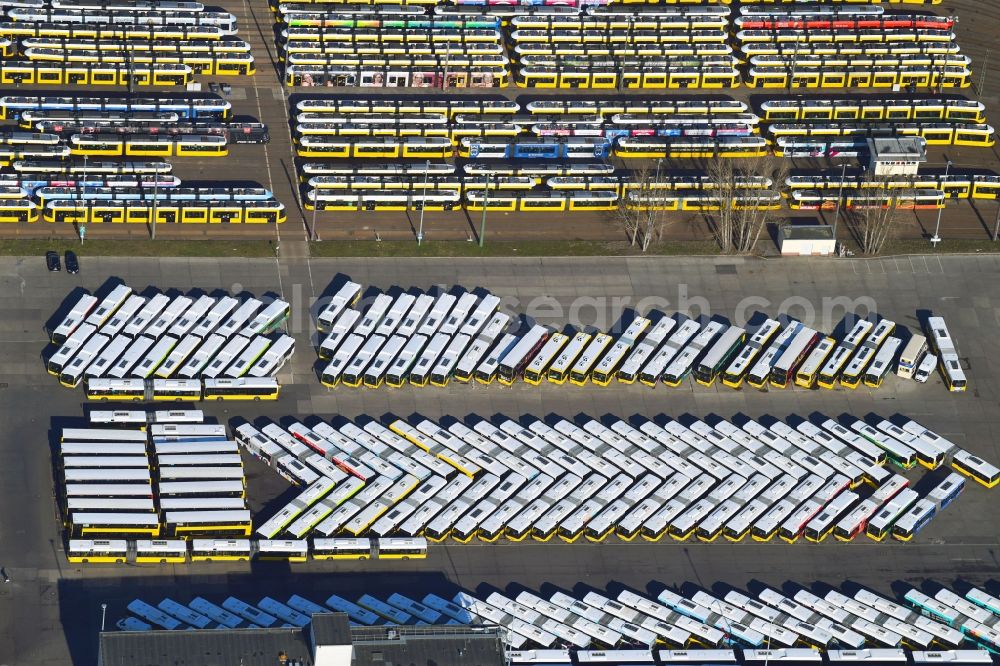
[927,315,966,392]
[759,98,985,124]
[640,319,700,387]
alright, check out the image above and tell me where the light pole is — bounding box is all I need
[417,159,429,245]
[100,603,107,632]
[832,161,848,245]
[478,176,490,248]
[930,159,951,246]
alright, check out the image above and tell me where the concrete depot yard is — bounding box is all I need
[3,0,1000,247]
[1,253,1000,664]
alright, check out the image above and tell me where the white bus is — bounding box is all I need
[48,322,97,375]
[85,334,131,379]
[592,317,651,386]
[190,296,238,339]
[126,600,182,630]
[663,320,726,387]
[803,490,859,542]
[897,334,928,379]
[135,539,188,564]
[430,333,471,387]
[201,335,251,379]
[618,316,675,384]
[524,332,569,385]
[455,312,509,383]
[52,293,97,344]
[167,294,215,338]
[459,294,501,337]
[318,309,361,361]
[546,331,590,385]
[409,331,449,387]
[569,332,613,386]
[396,294,435,338]
[85,284,132,328]
[214,298,263,340]
[221,597,276,626]
[316,281,362,332]
[105,335,156,379]
[499,324,549,385]
[770,326,820,388]
[474,332,519,385]
[417,293,457,337]
[841,319,896,389]
[247,334,295,378]
[721,318,780,388]
[639,319,700,387]
[363,334,406,388]
[158,598,212,629]
[926,316,966,392]
[144,296,193,341]
[153,334,202,379]
[131,335,177,379]
[693,325,747,387]
[439,292,478,336]
[189,597,243,627]
[175,333,226,379]
[817,319,874,388]
[385,333,428,388]
[223,336,271,378]
[353,293,393,338]
[372,293,416,339]
[241,299,290,337]
[122,293,170,339]
[60,333,110,387]
[863,337,902,388]
[100,294,145,338]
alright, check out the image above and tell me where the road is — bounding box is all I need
[0,253,999,663]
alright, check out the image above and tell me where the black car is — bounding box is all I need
[65,250,79,274]
[45,250,60,272]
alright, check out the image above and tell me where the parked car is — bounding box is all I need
[45,250,60,272]
[64,250,79,274]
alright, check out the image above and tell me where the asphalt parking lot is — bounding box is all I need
[1,253,1000,664]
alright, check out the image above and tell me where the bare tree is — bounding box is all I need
[849,172,907,256]
[707,155,787,254]
[617,161,667,252]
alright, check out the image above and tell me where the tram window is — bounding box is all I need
[914,110,938,119]
[594,74,615,86]
[887,110,908,119]
[93,72,115,83]
[862,110,881,119]
[40,71,61,83]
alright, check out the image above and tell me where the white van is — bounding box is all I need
[913,352,937,383]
